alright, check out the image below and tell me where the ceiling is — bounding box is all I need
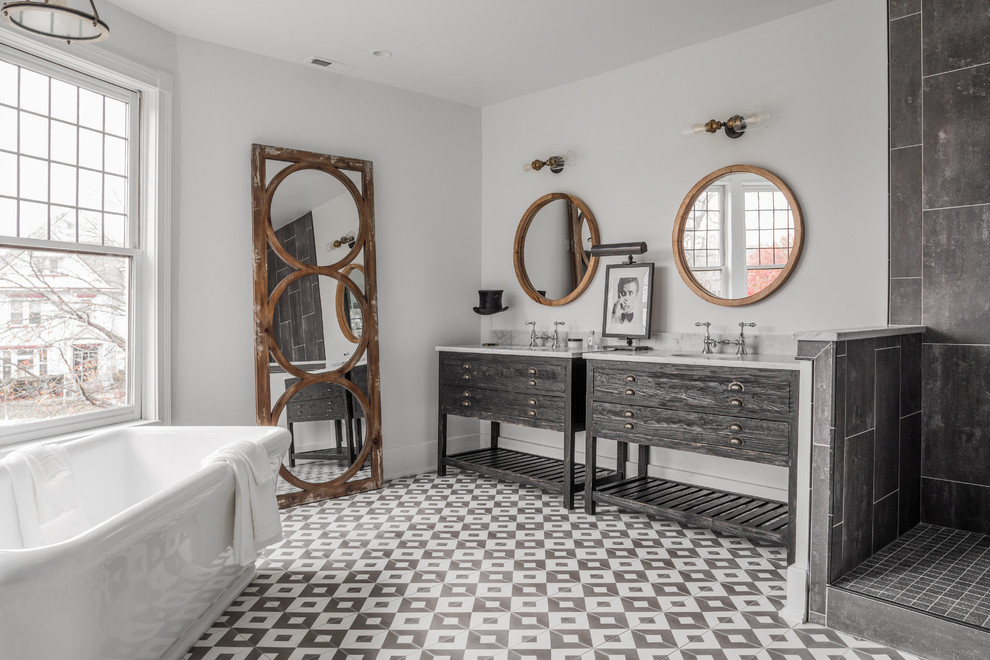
[108,0,834,107]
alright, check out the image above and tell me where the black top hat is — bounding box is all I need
[473,289,508,315]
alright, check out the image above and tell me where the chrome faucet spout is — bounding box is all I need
[695,321,716,354]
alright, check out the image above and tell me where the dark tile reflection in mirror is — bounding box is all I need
[270,272,365,372]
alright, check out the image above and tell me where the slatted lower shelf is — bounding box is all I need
[445,447,617,493]
[593,475,788,545]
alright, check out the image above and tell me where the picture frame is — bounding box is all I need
[602,262,654,340]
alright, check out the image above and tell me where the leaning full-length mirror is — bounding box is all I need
[252,144,382,508]
[513,192,601,305]
[672,164,804,306]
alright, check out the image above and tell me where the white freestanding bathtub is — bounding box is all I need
[0,426,291,660]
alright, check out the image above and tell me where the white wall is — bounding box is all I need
[479,0,888,498]
[173,39,481,478]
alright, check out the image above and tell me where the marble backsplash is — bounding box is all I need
[487,328,798,357]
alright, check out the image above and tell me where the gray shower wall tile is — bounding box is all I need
[922,205,990,344]
[873,491,899,553]
[842,429,876,575]
[889,0,920,20]
[900,412,922,534]
[832,355,847,519]
[874,347,901,500]
[923,65,990,209]
[889,12,922,148]
[811,343,835,448]
[922,478,990,534]
[922,344,990,489]
[889,146,922,278]
[900,331,922,415]
[845,339,876,437]
[923,0,990,76]
[889,277,922,329]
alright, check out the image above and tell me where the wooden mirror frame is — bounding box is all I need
[513,192,602,306]
[252,144,383,508]
[336,263,365,343]
[672,164,804,307]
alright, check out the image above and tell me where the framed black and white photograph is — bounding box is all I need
[602,262,654,339]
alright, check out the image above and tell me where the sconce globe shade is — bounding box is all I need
[1,0,109,42]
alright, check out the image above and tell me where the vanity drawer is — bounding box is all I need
[441,354,568,394]
[592,402,790,464]
[440,385,566,428]
[285,391,349,423]
[592,364,792,418]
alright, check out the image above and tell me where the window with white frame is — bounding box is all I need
[0,44,146,439]
[682,186,725,297]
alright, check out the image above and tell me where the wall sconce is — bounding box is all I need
[590,241,647,264]
[683,108,770,139]
[523,150,576,174]
[327,231,356,252]
[1,0,110,43]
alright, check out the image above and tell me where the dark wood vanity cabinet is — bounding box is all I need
[585,359,798,557]
[437,349,612,509]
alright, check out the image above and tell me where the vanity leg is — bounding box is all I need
[638,444,650,478]
[288,422,296,468]
[437,412,448,477]
[491,421,500,449]
[562,419,575,510]
[616,441,628,479]
[585,433,598,515]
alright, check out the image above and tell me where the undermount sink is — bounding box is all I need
[669,352,749,360]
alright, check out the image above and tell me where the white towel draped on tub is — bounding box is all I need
[202,438,282,565]
[2,444,90,548]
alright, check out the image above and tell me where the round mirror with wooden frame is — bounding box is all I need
[336,263,365,343]
[513,192,601,306]
[672,164,804,306]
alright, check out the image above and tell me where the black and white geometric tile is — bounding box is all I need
[184,470,925,660]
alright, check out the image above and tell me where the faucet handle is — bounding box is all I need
[526,321,536,328]
[739,322,756,328]
[695,321,711,328]
[554,321,566,328]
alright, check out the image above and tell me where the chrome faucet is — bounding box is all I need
[732,322,756,356]
[551,321,565,350]
[526,321,538,347]
[695,322,717,354]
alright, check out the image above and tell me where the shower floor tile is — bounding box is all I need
[835,523,990,629]
[184,470,924,660]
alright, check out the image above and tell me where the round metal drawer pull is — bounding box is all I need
[624,423,635,430]
[528,379,538,386]
[528,399,537,406]
[728,381,744,392]
[729,437,744,446]
[625,388,636,396]
[462,391,471,397]
[623,410,635,418]
[729,398,743,407]
[729,422,743,432]
[528,410,537,416]
[625,375,636,383]
[462,363,471,369]
[528,368,538,375]
[462,374,471,380]
[461,401,471,407]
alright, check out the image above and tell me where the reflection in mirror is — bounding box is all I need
[673,165,803,306]
[513,193,601,306]
[273,373,372,494]
[336,264,365,343]
[268,164,361,268]
[270,273,363,372]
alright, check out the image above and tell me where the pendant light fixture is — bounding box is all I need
[1,0,109,44]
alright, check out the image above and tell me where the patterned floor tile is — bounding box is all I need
[182,470,925,660]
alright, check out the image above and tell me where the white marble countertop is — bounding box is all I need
[793,325,925,342]
[583,349,802,370]
[435,344,587,359]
